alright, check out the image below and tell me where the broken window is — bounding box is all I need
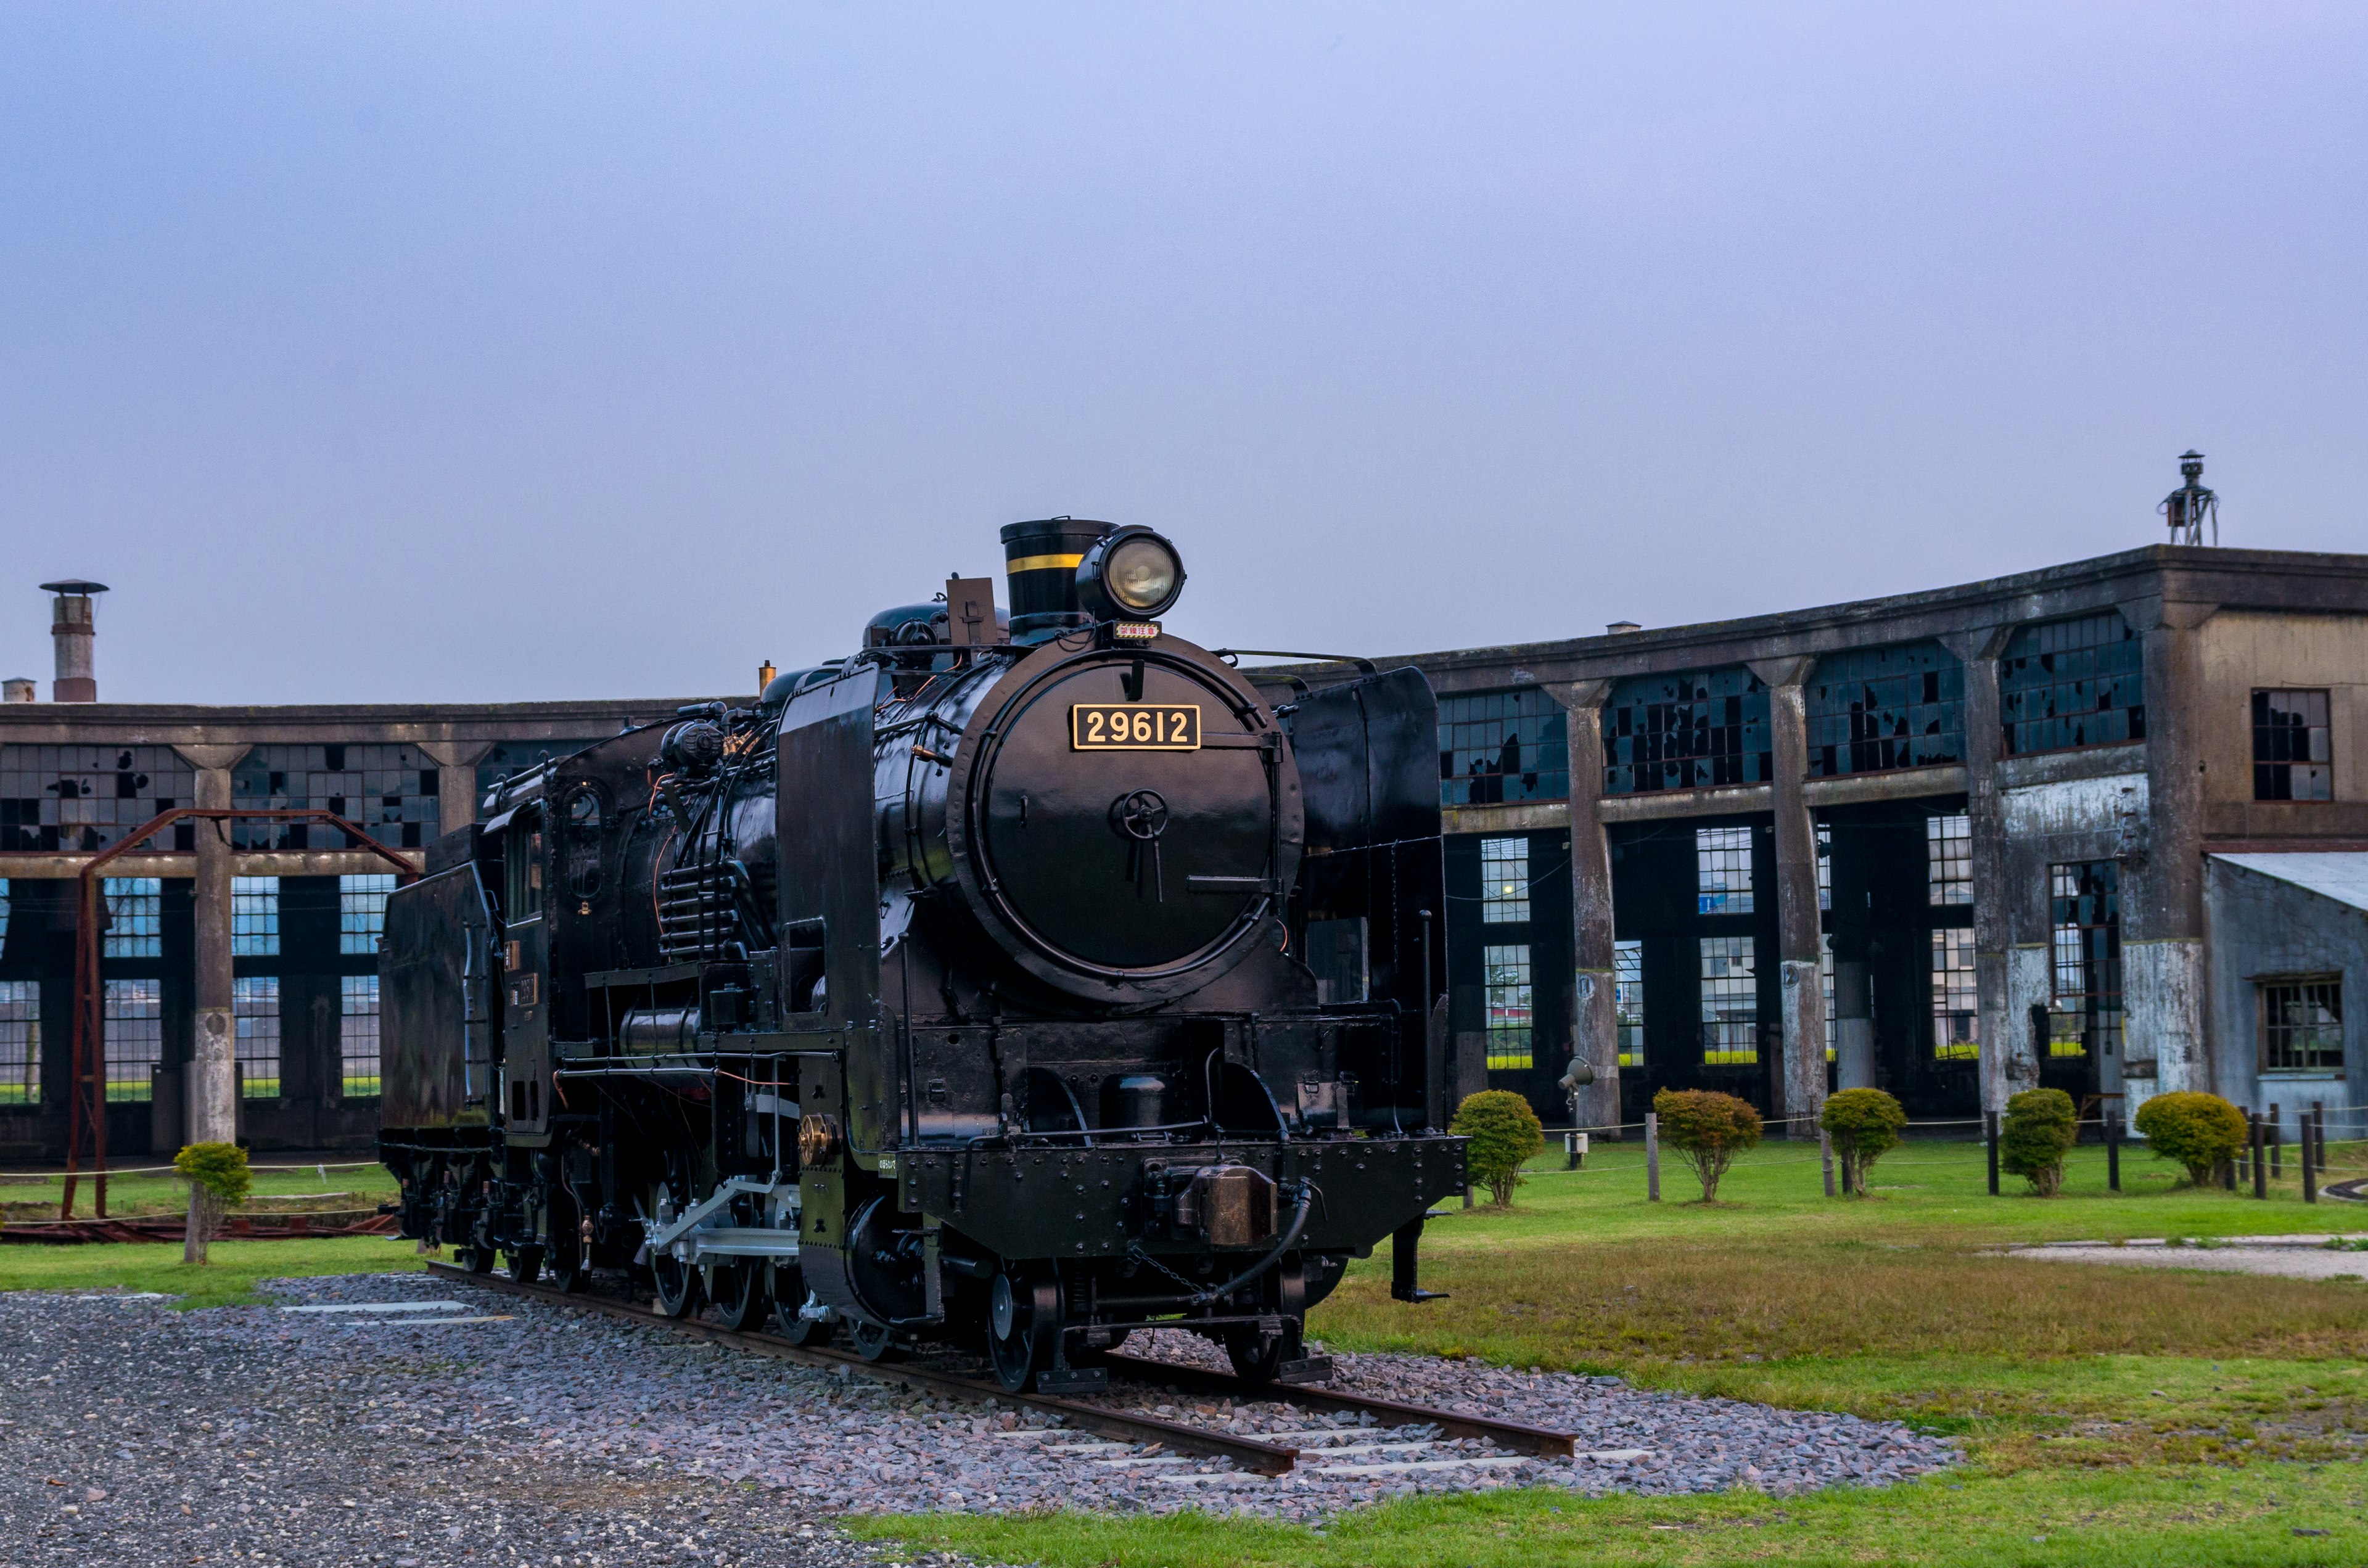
[1602,668,1770,795]
[102,877,161,959]
[1804,642,1965,776]
[232,876,279,957]
[0,744,192,852]
[1927,814,1972,906]
[2258,978,2341,1073]
[341,975,382,1098]
[0,877,9,962]
[1614,939,1643,1069]
[1695,826,1754,915]
[340,873,398,956]
[1931,928,1978,1061]
[0,980,36,1107]
[2252,691,2332,802]
[1815,823,1832,913]
[231,744,442,852]
[2000,612,2145,755]
[102,978,161,1101]
[1700,935,1758,1064]
[2048,861,2121,1060]
[475,740,614,816]
[1438,692,1569,807]
[1481,836,1531,923]
[235,976,279,1101]
[1484,943,1534,1069]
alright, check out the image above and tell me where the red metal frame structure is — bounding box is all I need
[59,808,417,1218]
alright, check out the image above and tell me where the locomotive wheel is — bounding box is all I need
[769,1266,825,1345]
[545,1236,591,1294]
[1222,1323,1290,1385]
[459,1243,496,1275]
[848,1317,897,1361]
[709,1262,769,1332]
[986,1270,1057,1394]
[502,1245,545,1286]
[651,1254,701,1319]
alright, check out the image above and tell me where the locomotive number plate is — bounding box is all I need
[1071,704,1201,751]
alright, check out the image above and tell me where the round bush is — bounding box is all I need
[1653,1088,1763,1202]
[1820,1087,1907,1196]
[2000,1088,2077,1196]
[1450,1090,1545,1206]
[2133,1091,2248,1187]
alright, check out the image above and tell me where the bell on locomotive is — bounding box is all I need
[375,517,1467,1393]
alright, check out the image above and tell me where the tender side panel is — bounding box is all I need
[380,864,495,1129]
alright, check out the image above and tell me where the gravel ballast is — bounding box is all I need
[0,1268,1955,1562]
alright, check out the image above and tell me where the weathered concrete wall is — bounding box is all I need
[2202,859,2365,1141]
[2197,610,2368,843]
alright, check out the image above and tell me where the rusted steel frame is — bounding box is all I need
[424,1262,1302,1474]
[1103,1352,1579,1456]
[59,808,419,1219]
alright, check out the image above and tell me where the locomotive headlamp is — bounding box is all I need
[1077,527,1186,621]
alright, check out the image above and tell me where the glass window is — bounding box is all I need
[0,876,10,962]
[1700,935,1758,1064]
[1438,692,1569,807]
[1696,826,1754,915]
[2000,612,2145,755]
[0,980,37,1107]
[232,876,279,956]
[2252,691,2332,802]
[0,744,192,853]
[1480,836,1531,923]
[1931,928,1979,1061]
[2259,979,2341,1073]
[231,744,442,852]
[1820,932,1835,1061]
[2048,861,2121,1060]
[102,979,161,1101]
[1804,642,1965,776]
[235,976,280,1101]
[1483,943,1533,1069]
[1613,940,1643,1069]
[340,873,398,956]
[1601,668,1771,795]
[341,975,382,1098]
[102,877,162,959]
[1815,823,1832,913]
[1928,813,1972,906]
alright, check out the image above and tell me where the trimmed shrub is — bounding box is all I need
[2134,1091,2249,1187]
[1451,1090,1545,1205]
[175,1141,253,1265]
[1820,1088,1907,1196]
[1653,1088,1763,1202]
[2000,1088,2077,1196]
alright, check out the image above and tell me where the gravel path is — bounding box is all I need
[2015,1235,2368,1283]
[0,1269,1957,1563]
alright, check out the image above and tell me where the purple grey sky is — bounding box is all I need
[3,4,2362,703]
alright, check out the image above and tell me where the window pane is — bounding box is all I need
[0,979,38,1106]
[1804,641,1966,776]
[2251,689,2334,802]
[1480,836,1531,923]
[1483,943,1533,1069]
[1999,612,2145,755]
[1931,927,1979,1060]
[341,975,382,1098]
[0,744,194,853]
[1614,940,1643,1069]
[102,978,161,1101]
[1601,668,1772,795]
[0,876,11,962]
[1438,691,1569,806]
[1928,813,1972,906]
[2047,861,2121,1059]
[235,976,280,1101]
[232,743,446,852]
[1696,826,1754,915]
[1700,935,1758,1064]
[340,873,398,956]
[232,876,279,957]
[2259,979,2342,1073]
[102,877,162,959]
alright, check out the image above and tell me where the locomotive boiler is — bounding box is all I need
[378,519,1465,1392]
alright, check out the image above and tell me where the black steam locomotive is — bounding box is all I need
[379,520,1463,1392]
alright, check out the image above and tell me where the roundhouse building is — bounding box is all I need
[1250,543,2368,1144]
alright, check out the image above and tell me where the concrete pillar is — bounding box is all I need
[1542,680,1619,1130]
[1833,958,1875,1089]
[2123,599,2218,1096]
[173,748,247,1147]
[1944,634,2021,1112]
[1749,657,1825,1134]
[417,741,493,839]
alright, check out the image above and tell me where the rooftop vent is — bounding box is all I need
[38,580,108,702]
[2,677,34,704]
[2160,451,2219,546]
[1605,620,1643,634]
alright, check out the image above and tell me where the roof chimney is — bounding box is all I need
[1605,620,1643,635]
[39,580,108,702]
[2,677,35,703]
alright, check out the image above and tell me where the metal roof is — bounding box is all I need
[2209,852,2368,915]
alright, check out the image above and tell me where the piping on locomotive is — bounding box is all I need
[378,519,1466,1392]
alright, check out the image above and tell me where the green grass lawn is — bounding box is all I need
[1,1157,397,1221]
[858,1138,2368,1567]
[0,1234,425,1307]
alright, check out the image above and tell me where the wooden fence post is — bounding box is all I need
[1645,1112,1661,1202]
[2105,1111,2120,1192]
[1820,1128,1836,1197]
[1985,1112,2000,1196]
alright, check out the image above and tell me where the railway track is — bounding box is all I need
[423,1260,1579,1479]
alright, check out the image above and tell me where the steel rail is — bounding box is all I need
[424,1262,1299,1475]
[1101,1353,1578,1458]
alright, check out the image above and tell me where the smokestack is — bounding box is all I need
[39,580,108,702]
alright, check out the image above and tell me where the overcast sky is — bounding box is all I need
[2,4,2362,703]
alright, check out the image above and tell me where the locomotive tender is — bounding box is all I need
[379,519,1464,1392]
